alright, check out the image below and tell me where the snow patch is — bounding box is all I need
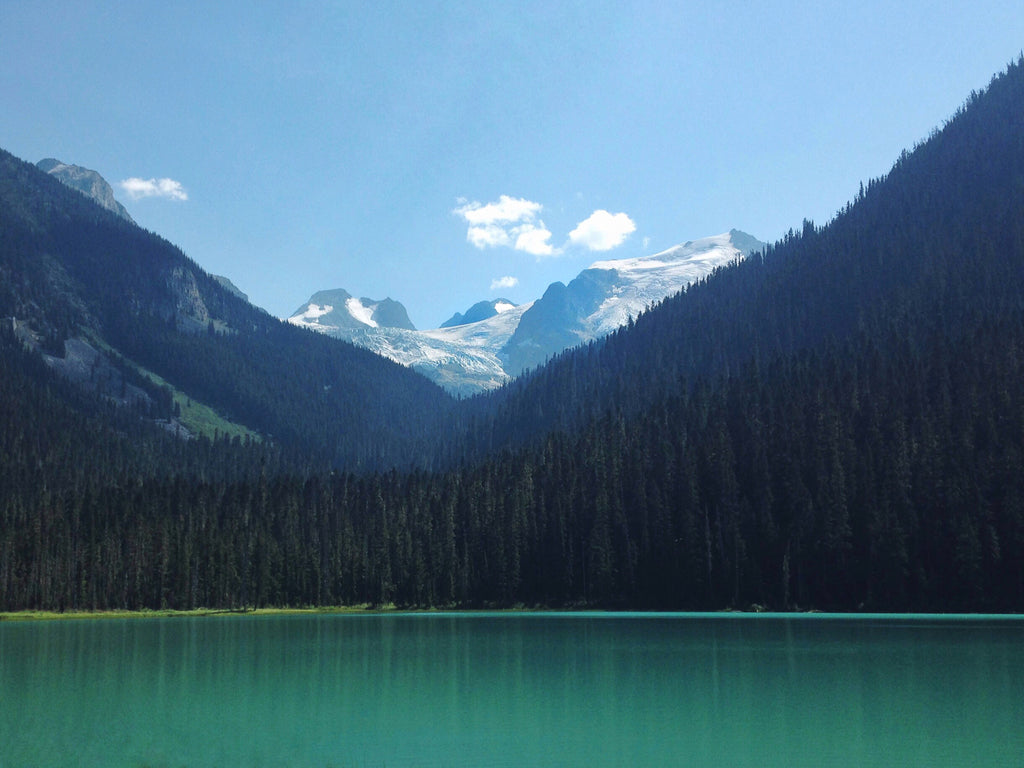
[302,303,333,319]
[346,297,378,328]
[287,303,334,329]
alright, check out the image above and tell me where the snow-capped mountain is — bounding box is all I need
[440,298,518,328]
[288,288,416,332]
[503,230,764,375]
[336,304,529,397]
[287,288,525,396]
[287,230,763,395]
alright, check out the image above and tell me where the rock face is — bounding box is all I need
[37,158,134,223]
[42,337,154,409]
[214,275,249,303]
[502,230,764,375]
[440,299,516,328]
[501,269,620,376]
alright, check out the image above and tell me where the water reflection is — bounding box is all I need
[1,614,1022,767]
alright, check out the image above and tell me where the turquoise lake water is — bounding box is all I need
[1,612,1022,767]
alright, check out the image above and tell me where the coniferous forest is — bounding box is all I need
[2,59,1024,613]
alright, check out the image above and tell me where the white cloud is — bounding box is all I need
[490,275,519,290]
[456,196,634,257]
[455,195,559,255]
[455,195,542,226]
[513,223,556,256]
[120,177,189,201]
[569,210,636,251]
[467,223,512,249]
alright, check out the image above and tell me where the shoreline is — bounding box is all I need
[0,605,397,622]
[3,606,1023,623]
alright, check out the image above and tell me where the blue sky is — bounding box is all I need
[2,2,1023,328]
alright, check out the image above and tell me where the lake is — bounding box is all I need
[1,612,1022,767]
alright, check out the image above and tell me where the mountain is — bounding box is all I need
[1,148,452,469]
[503,230,763,375]
[37,158,134,223]
[40,157,252,307]
[443,57,1024,608]
[213,275,250,303]
[495,66,1024,464]
[358,301,533,396]
[289,291,522,396]
[286,288,518,396]
[440,298,517,328]
[288,230,763,395]
[288,288,416,332]
[288,286,520,397]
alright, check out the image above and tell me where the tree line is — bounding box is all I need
[3,307,1023,612]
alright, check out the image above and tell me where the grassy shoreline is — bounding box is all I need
[0,605,402,622]
[4,606,1021,622]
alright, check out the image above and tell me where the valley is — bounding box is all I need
[2,58,1024,614]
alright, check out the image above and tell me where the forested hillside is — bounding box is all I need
[0,149,453,470]
[2,58,1024,612]
[458,56,1024,455]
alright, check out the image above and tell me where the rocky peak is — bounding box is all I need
[37,158,134,223]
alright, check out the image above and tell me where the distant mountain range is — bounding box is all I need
[35,156,765,397]
[288,230,764,395]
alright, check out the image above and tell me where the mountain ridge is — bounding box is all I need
[288,288,417,332]
[288,229,764,394]
[440,298,517,328]
[37,157,134,223]
[0,147,453,468]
